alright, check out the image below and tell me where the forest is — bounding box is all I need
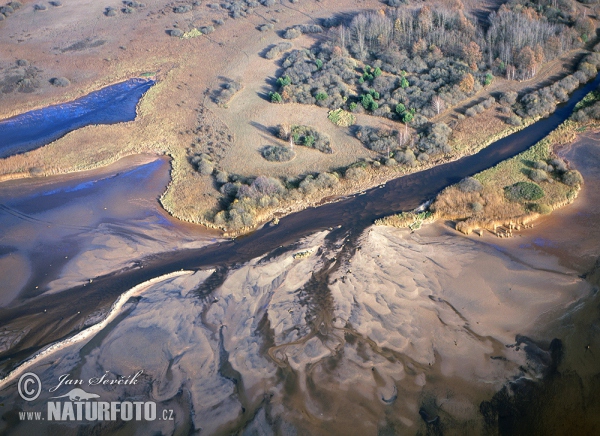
[271,0,597,160]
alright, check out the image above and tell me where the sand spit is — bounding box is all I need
[0,270,194,391]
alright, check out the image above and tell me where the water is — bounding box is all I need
[0,78,154,158]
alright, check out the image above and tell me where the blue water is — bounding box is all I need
[0,78,154,158]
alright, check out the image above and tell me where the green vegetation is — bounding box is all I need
[375,211,433,230]
[261,145,295,162]
[328,109,356,127]
[504,182,545,202]
[281,125,332,153]
[269,92,283,103]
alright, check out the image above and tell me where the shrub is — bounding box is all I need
[471,202,484,213]
[190,154,214,175]
[458,177,483,193]
[550,158,568,173]
[527,203,553,214]
[528,168,548,183]
[265,42,292,59]
[261,145,295,162]
[105,7,117,16]
[504,182,545,202]
[500,91,518,106]
[356,126,398,153]
[328,109,355,126]
[269,91,283,103]
[215,170,229,184]
[174,5,192,13]
[259,23,274,32]
[50,77,70,87]
[199,25,215,34]
[50,1,62,6]
[562,170,583,186]
[213,80,242,105]
[283,28,301,39]
[16,59,29,67]
[34,4,47,10]
[315,92,328,101]
[507,115,522,126]
[170,29,184,37]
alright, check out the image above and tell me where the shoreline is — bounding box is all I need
[0,270,196,391]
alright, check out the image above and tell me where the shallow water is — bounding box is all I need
[0,78,154,158]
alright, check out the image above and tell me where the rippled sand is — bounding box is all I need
[0,221,592,435]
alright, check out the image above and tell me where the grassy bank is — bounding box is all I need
[378,90,600,235]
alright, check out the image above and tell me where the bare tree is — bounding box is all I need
[432,95,445,115]
[397,123,410,148]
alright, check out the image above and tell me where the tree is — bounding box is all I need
[270,92,283,103]
[315,92,328,101]
[517,46,537,79]
[432,95,445,115]
[458,73,475,93]
[400,77,409,88]
[461,41,482,68]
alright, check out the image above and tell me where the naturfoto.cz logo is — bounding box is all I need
[17,371,175,422]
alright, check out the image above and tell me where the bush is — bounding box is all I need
[50,77,70,87]
[16,59,29,67]
[213,80,242,105]
[528,168,548,183]
[269,92,283,103]
[190,154,214,175]
[290,125,332,153]
[458,177,483,193]
[527,203,553,214]
[170,29,184,37]
[507,115,522,126]
[356,126,398,153]
[504,182,545,202]
[315,92,328,101]
[283,28,301,39]
[261,145,295,162]
[562,170,583,186]
[265,42,292,59]
[328,109,355,126]
[105,7,117,16]
[34,4,47,11]
[259,23,274,32]
[550,158,568,173]
[500,91,518,106]
[174,5,192,13]
[199,25,215,34]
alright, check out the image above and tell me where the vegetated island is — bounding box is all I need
[0,0,599,236]
[377,89,599,235]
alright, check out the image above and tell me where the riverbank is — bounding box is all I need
[1,0,597,237]
[377,88,600,236]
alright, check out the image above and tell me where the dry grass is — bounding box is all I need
[430,113,600,235]
[0,0,596,236]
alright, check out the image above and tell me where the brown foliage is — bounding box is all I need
[458,73,475,93]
